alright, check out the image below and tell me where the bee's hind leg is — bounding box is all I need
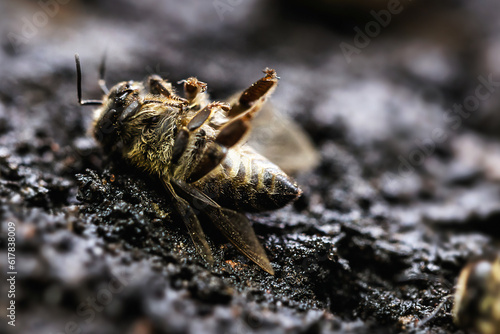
[227,68,279,119]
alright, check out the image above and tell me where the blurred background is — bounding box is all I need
[1,1,500,333]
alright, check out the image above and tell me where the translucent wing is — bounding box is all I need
[203,207,274,275]
[171,179,274,275]
[225,90,319,174]
[163,181,214,266]
[246,102,319,174]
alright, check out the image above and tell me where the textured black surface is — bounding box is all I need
[1,1,500,333]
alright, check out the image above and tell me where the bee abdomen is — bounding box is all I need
[195,147,301,212]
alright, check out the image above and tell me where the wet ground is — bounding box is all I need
[1,1,500,333]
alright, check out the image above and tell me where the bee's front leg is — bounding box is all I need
[148,75,187,105]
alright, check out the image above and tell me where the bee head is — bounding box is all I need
[93,80,144,144]
[99,80,144,124]
[75,54,144,149]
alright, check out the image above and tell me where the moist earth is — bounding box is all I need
[1,1,500,333]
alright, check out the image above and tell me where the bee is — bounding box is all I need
[453,256,500,334]
[74,54,308,275]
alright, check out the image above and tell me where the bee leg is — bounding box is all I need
[215,113,251,147]
[149,74,174,96]
[186,114,251,183]
[187,102,230,131]
[171,101,230,167]
[163,181,214,267]
[171,179,274,275]
[186,143,227,183]
[227,68,279,118]
[180,77,208,107]
[148,75,188,105]
[171,128,190,165]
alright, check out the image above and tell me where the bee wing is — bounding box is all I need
[247,102,319,174]
[203,207,274,275]
[171,179,274,275]
[163,181,214,266]
[226,92,319,174]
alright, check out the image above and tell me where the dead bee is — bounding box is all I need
[75,54,308,274]
[453,256,500,334]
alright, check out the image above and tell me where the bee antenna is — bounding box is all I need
[75,53,104,106]
[98,51,109,95]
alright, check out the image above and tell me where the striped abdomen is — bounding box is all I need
[193,145,301,212]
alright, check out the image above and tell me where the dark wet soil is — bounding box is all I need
[1,1,500,333]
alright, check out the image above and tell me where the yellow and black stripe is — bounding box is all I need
[194,146,301,212]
